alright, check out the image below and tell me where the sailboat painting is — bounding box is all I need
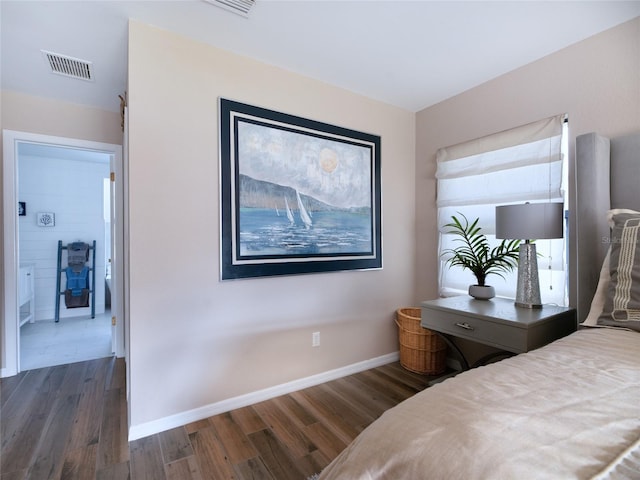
[296,190,312,229]
[219,98,381,280]
[284,197,295,225]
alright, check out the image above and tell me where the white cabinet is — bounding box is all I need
[19,264,35,326]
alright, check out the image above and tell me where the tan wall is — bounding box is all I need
[0,91,122,369]
[127,21,416,430]
[1,91,123,145]
[415,17,640,362]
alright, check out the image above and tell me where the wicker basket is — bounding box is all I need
[395,307,447,375]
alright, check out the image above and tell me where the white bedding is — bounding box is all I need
[319,328,640,479]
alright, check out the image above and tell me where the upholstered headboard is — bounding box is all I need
[574,132,640,322]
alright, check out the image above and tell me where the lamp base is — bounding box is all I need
[515,243,542,309]
[515,301,542,309]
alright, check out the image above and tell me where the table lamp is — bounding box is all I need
[495,202,564,309]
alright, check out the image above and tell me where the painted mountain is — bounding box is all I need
[238,174,370,215]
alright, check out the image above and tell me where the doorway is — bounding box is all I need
[2,130,125,377]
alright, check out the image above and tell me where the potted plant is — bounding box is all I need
[442,213,521,300]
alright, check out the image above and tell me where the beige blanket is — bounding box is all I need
[320,328,640,479]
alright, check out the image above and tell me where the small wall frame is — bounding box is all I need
[37,212,55,227]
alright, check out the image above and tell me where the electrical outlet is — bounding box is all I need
[312,331,320,347]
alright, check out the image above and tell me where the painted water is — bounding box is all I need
[239,207,372,257]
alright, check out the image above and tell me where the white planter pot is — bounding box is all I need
[468,285,495,300]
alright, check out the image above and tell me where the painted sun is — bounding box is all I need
[319,148,338,173]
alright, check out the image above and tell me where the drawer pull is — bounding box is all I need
[455,322,475,331]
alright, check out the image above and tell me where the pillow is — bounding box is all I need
[582,248,610,327]
[582,209,639,327]
[597,211,640,331]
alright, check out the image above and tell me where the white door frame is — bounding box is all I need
[2,129,125,377]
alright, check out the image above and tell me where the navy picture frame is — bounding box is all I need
[219,98,382,280]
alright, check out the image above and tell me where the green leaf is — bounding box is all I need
[441,213,521,285]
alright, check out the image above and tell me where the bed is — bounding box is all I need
[318,132,640,480]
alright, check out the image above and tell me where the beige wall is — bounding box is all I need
[0,91,122,369]
[415,17,639,362]
[1,91,123,145]
[127,21,416,431]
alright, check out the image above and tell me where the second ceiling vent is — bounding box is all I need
[203,0,255,18]
[42,50,94,82]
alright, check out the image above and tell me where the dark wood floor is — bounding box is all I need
[1,357,436,479]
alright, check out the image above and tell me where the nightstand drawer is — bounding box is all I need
[421,297,577,368]
[422,308,526,353]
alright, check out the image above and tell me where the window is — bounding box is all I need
[437,115,568,305]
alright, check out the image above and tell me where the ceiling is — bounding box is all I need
[2,1,639,114]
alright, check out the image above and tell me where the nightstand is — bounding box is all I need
[421,296,577,370]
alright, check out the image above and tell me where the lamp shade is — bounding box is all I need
[495,202,564,240]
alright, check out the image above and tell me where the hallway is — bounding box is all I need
[20,312,112,371]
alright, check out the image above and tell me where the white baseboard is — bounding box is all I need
[128,351,399,441]
[1,366,18,378]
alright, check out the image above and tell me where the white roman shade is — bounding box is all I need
[436,114,567,304]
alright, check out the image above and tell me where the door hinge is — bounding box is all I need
[112,316,116,326]
[110,172,115,182]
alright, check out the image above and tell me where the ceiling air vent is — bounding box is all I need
[42,50,94,82]
[202,0,256,18]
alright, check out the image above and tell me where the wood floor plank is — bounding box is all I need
[57,361,91,396]
[107,356,126,390]
[327,376,393,418]
[208,411,257,464]
[302,422,348,461]
[130,435,166,480]
[188,426,236,480]
[184,419,211,436]
[288,389,360,447]
[308,447,332,473]
[1,411,49,474]
[230,406,267,436]
[1,364,72,473]
[96,386,129,469]
[158,427,194,465]
[247,429,304,480]
[95,461,131,480]
[0,468,28,480]
[27,393,81,480]
[273,394,317,428]
[60,444,98,480]
[233,456,273,480]
[305,383,375,431]
[43,363,73,389]
[65,362,111,452]
[289,451,324,479]
[317,382,379,426]
[357,368,420,403]
[165,455,202,480]
[252,400,316,459]
[1,368,52,423]
[377,362,437,391]
[0,370,27,409]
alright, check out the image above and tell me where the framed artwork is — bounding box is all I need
[18,202,26,216]
[37,212,55,227]
[219,98,382,280]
